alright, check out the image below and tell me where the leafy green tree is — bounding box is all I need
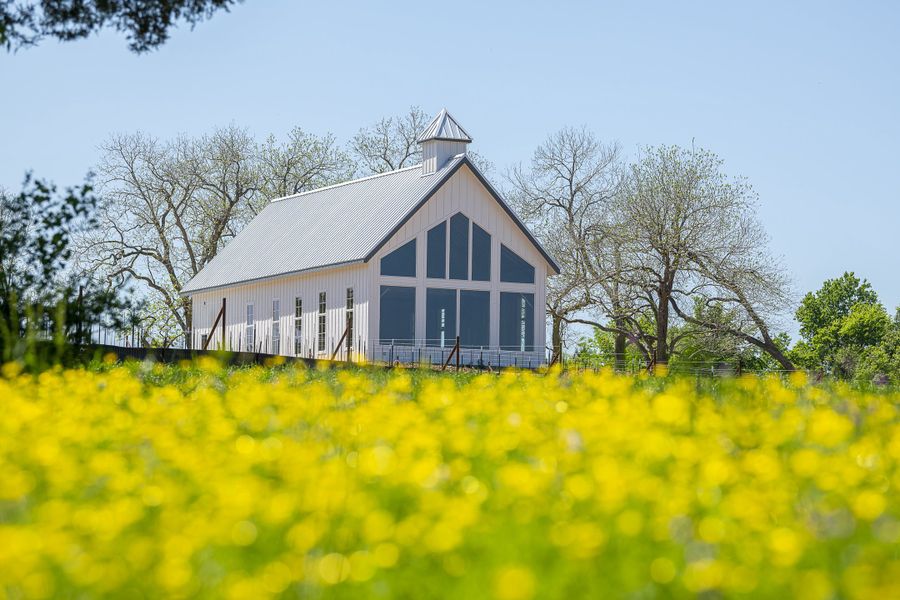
[0,175,130,366]
[1,0,239,53]
[794,272,890,377]
[854,308,900,385]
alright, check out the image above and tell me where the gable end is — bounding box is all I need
[363,157,561,275]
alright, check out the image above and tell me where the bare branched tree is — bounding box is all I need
[511,133,792,371]
[615,145,794,369]
[352,106,494,176]
[351,106,428,174]
[258,129,356,207]
[79,126,352,346]
[668,219,795,369]
[506,127,633,365]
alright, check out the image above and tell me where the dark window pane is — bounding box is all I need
[459,290,489,348]
[318,292,326,352]
[246,304,255,351]
[294,297,302,356]
[426,288,457,347]
[379,286,415,344]
[427,222,446,279]
[346,288,354,351]
[471,223,491,281]
[380,239,416,277]
[500,292,535,351]
[500,245,535,284]
[449,213,469,280]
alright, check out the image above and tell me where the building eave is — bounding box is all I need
[179,259,365,296]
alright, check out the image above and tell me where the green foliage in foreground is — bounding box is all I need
[0,176,133,367]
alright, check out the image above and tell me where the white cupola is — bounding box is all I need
[417,108,472,175]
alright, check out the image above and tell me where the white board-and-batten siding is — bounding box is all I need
[191,263,369,358]
[369,164,547,362]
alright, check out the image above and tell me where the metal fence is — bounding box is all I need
[83,324,548,370]
[65,322,795,376]
[370,341,545,370]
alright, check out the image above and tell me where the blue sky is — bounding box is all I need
[1,1,898,336]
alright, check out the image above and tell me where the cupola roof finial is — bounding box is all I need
[417,108,472,144]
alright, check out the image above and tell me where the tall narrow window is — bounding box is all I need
[459,290,490,348]
[317,292,326,352]
[500,292,534,351]
[245,304,255,352]
[380,239,416,277]
[426,288,457,348]
[379,286,415,344]
[449,213,469,280]
[294,297,302,356]
[271,299,280,355]
[345,288,354,352]
[500,245,535,284]
[471,223,491,281]
[427,222,446,279]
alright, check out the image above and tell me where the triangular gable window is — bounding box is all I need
[381,239,416,277]
[449,213,469,280]
[472,223,490,281]
[500,245,534,284]
[426,213,493,282]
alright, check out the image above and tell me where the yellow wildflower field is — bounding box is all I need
[1,360,899,599]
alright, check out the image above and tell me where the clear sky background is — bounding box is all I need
[1,1,898,339]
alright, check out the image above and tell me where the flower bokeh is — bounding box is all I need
[1,361,899,599]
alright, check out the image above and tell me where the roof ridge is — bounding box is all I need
[269,163,423,203]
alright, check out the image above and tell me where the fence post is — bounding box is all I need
[221,297,226,351]
[76,285,83,344]
[455,336,460,372]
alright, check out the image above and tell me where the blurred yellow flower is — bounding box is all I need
[0,362,897,598]
[493,565,536,600]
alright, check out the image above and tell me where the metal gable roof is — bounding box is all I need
[181,158,462,294]
[181,155,560,295]
[416,108,473,143]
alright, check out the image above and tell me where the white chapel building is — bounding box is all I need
[181,109,560,367]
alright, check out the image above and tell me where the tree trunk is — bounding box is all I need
[613,319,627,372]
[655,287,670,366]
[551,314,563,364]
[183,298,193,350]
[762,340,795,372]
[667,296,796,372]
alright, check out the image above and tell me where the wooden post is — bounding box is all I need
[549,349,560,368]
[221,297,226,350]
[442,337,460,372]
[202,302,226,351]
[76,285,83,344]
[330,322,351,361]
